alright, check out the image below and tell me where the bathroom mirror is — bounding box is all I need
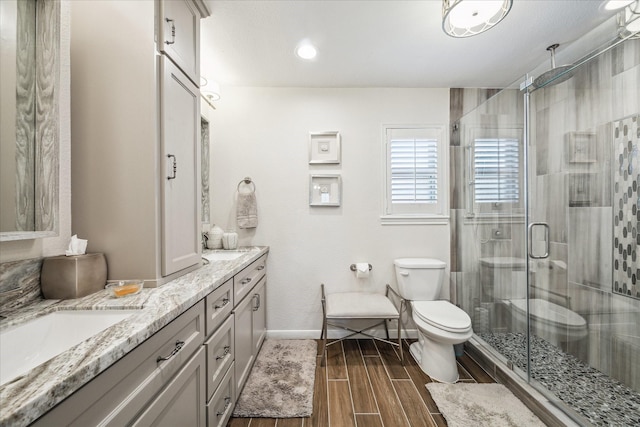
[0,0,60,241]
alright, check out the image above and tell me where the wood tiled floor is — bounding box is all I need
[227,339,495,427]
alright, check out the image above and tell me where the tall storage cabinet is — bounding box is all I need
[70,0,209,286]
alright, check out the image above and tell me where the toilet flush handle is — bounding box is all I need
[400,271,409,277]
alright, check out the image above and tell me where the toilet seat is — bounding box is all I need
[510,298,586,331]
[412,301,472,333]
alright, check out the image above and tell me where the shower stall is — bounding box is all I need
[451,18,639,427]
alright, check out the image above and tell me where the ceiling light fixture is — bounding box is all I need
[295,41,317,60]
[442,0,513,38]
[617,0,640,38]
[604,0,634,11]
[202,81,221,102]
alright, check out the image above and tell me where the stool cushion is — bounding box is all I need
[326,292,399,319]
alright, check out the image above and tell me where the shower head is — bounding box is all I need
[533,44,574,88]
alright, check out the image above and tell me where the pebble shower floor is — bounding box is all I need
[479,332,640,426]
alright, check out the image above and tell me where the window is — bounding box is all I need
[466,128,523,218]
[473,138,519,203]
[383,125,447,223]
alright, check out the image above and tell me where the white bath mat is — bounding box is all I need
[426,383,546,427]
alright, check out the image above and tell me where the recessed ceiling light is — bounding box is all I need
[604,0,634,11]
[296,42,317,60]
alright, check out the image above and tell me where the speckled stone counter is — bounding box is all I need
[0,246,268,427]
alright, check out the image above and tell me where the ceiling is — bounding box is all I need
[200,1,620,88]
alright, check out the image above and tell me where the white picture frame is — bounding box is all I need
[309,174,341,206]
[309,131,341,164]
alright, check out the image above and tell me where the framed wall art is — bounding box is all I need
[309,174,341,206]
[309,131,341,164]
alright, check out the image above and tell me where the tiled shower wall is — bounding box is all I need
[451,37,640,392]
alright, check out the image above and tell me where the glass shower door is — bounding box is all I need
[524,33,640,426]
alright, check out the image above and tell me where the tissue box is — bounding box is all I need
[41,253,108,299]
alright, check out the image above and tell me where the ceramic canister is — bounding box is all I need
[222,231,238,250]
[207,225,224,249]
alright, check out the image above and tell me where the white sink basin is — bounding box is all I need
[204,251,245,261]
[0,310,137,386]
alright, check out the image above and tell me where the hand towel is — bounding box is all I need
[237,191,258,229]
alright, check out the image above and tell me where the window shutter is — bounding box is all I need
[474,138,519,203]
[390,139,438,204]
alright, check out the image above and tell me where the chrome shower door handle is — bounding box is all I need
[528,222,550,259]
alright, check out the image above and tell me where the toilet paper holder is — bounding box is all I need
[350,263,372,271]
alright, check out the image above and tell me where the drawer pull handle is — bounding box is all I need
[214,298,229,309]
[157,340,185,363]
[167,154,177,180]
[216,397,231,416]
[216,346,231,360]
[253,293,261,311]
[257,265,265,271]
[241,277,252,285]
[165,18,176,45]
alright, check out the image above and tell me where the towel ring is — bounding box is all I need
[237,177,256,193]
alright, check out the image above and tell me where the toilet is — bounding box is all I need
[394,258,472,383]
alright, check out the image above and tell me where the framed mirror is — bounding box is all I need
[0,0,60,241]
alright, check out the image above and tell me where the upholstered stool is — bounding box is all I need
[320,284,403,365]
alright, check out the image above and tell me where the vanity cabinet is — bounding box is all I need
[27,253,269,426]
[31,301,206,426]
[70,0,209,286]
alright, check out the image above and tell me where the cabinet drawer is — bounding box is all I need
[206,362,235,427]
[205,279,233,336]
[132,347,207,427]
[205,314,234,401]
[31,301,206,426]
[233,254,267,305]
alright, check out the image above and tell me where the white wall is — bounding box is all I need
[210,87,450,337]
[0,0,71,262]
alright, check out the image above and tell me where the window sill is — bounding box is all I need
[380,214,450,225]
[463,213,525,224]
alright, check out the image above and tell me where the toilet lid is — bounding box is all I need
[510,299,587,329]
[412,301,472,333]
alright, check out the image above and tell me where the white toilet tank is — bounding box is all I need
[394,258,446,300]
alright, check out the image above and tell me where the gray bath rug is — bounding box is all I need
[426,383,546,427]
[233,339,317,418]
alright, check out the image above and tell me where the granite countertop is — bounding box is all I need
[0,246,269,427]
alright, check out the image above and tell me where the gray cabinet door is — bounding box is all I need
[160,55,201,276]
[158,0,200,85]
[132,347,207,427]
[234,290,254,393]
[252,278,267,355]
